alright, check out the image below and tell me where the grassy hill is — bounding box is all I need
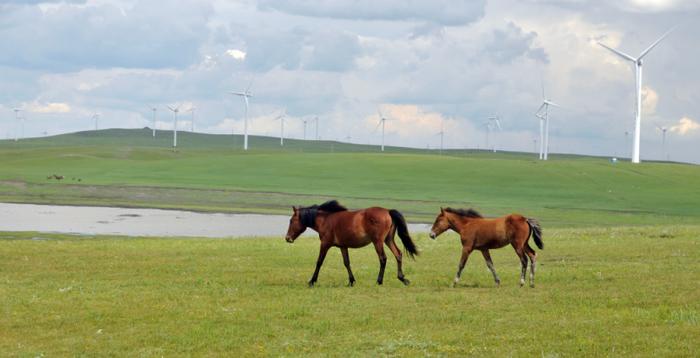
[1,128,699,226]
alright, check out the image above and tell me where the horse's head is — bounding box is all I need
[429,208,451,239]
[285,206,307,243]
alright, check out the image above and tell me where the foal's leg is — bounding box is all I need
[525,244,537,288]
[373,241,388,285]
[386,239,409,286]
[453,246,473,287]
[514,247,528,287]
[340,247,356,287]
[481,250,500,286]
[308,243,331,287]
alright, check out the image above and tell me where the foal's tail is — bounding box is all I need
[527,218,544,250]
[389,209,419,258]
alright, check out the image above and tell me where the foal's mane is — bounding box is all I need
[444,207,483,218]
[299,200,348,227]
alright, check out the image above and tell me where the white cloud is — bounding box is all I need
[669,116,700,135]
[642,86,658,114]
[226,49,246,61]
[27,102,71,114]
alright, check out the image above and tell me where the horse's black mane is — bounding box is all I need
[444,207,483,218]
[299,200,348,227]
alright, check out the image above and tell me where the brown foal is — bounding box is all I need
[429,207,543,287]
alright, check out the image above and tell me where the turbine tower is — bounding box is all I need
[436,120,444,155]
[188,106,196,132]
[656,125,668,161]
[302,118,308,140]
[535,84,559,160]
[13,108,22,141]
[149,106,157,137]
[598,26,676,163]
[166,104,180,148]
[375,108,390,152]
[276,110,286,146]
[230,81,253,151]
[313,116,319,140]
[92,112,100,131]
[486,116,501,153]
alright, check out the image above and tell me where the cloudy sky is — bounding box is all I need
[1,0,699,163]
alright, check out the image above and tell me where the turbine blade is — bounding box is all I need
[246,78,254,93]
[230,91,246,96]
[638,26,677,60]
[495,119,502,130]
[545,100,561,108]
[373,119,382,132]
[536,103,546,114]
[377,108,384,120]
[598,41,636,62]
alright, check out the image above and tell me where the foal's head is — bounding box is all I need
[429,208,451,239]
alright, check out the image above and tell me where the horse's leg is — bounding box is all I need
[387,239,409,286]
[308,242,331,287]
[514,246,528,287]
[373,241,387,285]
[481,249,500,287]
[340,247,355,287]
[525,244,537,288]
[453,246,473,287]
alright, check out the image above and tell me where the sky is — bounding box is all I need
[1,0,699,163]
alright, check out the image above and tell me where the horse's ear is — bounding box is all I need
[292,206,298,213]
[440,207,445,214]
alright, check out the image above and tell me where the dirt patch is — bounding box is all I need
[0,180,27,190]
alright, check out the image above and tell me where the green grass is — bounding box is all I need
[1,226,698,356]
[1,129,699,226]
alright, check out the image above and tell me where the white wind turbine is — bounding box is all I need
[598,26,676,164]
[188,106,196,132]
[436,119,444,155]
[148,106,157,137]
[166,104,180,148]
[13,108,22,141]
[275,110,286,146]
[486,116,502,153]
[535,84,559,160]
[313,116,320,140]
[230,81,253,151]
[656,125,668,160]
[302,118,308,140]
[375,108,391,152]
[92,112,100,131]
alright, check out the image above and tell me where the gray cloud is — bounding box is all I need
[258,0,486,26]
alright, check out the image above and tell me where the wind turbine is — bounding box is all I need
[535,84,559,160]
[188,106,196,132]
[598,26,676,164]
[230,81,253,151]
[92,112,100,131]
[313,116,319,140]
[486,116,502,153]
[302,118,308,140]
[275,110,286,146]
[149,106,157,137]
[656,125,668,160]
[375,108,390,152]
[13,108,22,141]
[166,104,180,148]
[436,120,444,155]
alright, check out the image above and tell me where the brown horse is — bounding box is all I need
[429,207,543,287]
[285,200,419,287]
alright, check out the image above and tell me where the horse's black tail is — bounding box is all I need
[527,218,544,250]
[389,209,419,258]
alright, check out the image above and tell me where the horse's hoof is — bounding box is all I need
[348,281,355,287]
[376,281,383,285]
[308,281,316,288]
[401,279,410,286]
[530,284,535,288]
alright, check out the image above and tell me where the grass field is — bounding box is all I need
[1,226,698,356]
[1,129,699,226]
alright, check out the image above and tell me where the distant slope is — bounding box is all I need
[1,128,698,226]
